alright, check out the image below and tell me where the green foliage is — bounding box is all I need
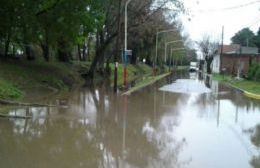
[213,73,260,94]
[0,61,84,100]
[0,0,105,60]
[231,27,256,47]
[212,74,232,82]
[229,80,260,94]
[253,28,260,50]
[248,62,260,81]
[122,72,170,95]
[0,79,22,99]
[110,63,152,86]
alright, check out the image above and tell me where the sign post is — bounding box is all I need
[123,50,132,88]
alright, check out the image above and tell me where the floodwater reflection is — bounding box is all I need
[0,72,260,168]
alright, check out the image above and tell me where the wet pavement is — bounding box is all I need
[0,72,260,168]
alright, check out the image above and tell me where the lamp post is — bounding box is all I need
[153,28,177,76]
[164,40,183,64]
[123,0,133,87]
[170,48,185,70]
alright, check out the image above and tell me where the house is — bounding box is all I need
[212,44,240,73]
[212,44,260,76]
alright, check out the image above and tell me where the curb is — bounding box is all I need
[226,83,260,100]
[211,74,260,100]
[244,91,260,100]
[122,72,171,96]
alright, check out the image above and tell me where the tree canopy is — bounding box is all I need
[231,28,256,47]
[0,0,185,78]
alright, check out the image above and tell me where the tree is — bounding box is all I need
[198,35,218,74]
[86,0,184,78]
[253,28,260,52]
[231,28,256,47]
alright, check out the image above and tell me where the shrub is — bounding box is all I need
[248,62,260,81]
[256,68,260,82]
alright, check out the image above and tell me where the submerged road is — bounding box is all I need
[0,72,259,168]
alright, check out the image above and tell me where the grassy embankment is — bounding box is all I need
[213,74,260,95]
[0,61,83,100]
[0,61,152,100]
[109,63,152,86]
[122,72,171,95]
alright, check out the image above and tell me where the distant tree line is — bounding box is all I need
[0,0,187,78]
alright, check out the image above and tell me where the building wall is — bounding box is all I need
[212,55,220,73]
[221,54,260,76]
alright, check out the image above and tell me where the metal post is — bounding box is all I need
[164,40,183,70]
[124,0,133,87]
[153,33,159,76]
[170,48,186,70]
[154,29,177,76]
[164,43,167,64]
[220,26,224,73]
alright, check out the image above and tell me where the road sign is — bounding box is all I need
[126,50,132,56]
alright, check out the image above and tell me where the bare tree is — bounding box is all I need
[198,35,218,74]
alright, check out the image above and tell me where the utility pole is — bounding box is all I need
[220,26,224,72]
[154,29,177,76]
[123,0,133,87]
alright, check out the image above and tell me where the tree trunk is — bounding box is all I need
[86,32,117,79]
[41,27,50,62]
[41,44,49,62]
[25,45,34,60]
[114,7,120,90]
[97,31,105,75]
[12,43,15,57]
[205,56,213,74]
[82,41,86,61]
[4,33,11,58]
[77,44,82,61]
[206,63,211,74]
[58,39,71,62]
[86,35,92,61]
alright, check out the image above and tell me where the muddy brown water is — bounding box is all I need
[0,72,260,168]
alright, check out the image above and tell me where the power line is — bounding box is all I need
[194,0,260,13]
[248,18,260,28]
[241,16,260,28]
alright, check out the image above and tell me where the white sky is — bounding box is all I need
[179,0,260,44]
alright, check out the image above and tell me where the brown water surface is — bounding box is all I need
[0,72,260,168]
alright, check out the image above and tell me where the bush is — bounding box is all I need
[0,80,22,99]
[256,68,260,82]
[248,62,260,81]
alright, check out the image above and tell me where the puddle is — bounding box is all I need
[159,79,212,94]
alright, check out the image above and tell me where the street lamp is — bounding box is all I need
[123,0,133,87]
[164,40,183,64]
[153,28,178,75]
[170,47,185,70]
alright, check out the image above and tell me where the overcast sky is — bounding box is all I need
[179,0,260,44]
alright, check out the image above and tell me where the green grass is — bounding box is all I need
[110,63,152,86]
[0,79,22,99]
[0,60,153,100]
[212,73,232,82]
[0,60,84,100]
[230,80,260,94]
[213,73,260,94]
[122,72,170,95]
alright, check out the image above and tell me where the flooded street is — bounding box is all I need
[0,72,260,168]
